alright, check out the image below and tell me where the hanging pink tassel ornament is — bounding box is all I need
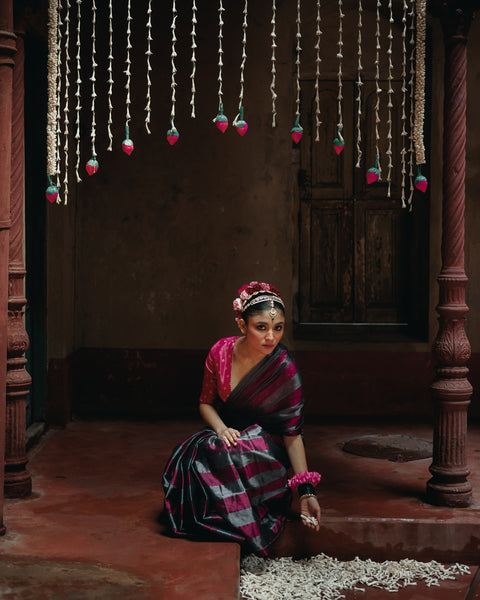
[366,155,380,184]
[45,175,59,203]
[290,114,303,144]
[333,128,345,155]
[234,106,248,136]
[122,124,134,155]
[213,103,229,133]
[86,156,99,176]
[414,165,428,192]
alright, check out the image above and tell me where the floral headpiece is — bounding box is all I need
[233,281,284,321]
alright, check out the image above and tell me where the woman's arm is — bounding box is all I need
[199,403,240,448]
[283,434,321,531]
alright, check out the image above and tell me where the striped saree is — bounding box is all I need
[162,342,304,556]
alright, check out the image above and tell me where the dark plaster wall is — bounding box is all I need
[40,2,480,419]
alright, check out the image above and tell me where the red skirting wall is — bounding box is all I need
[49,349,480,426]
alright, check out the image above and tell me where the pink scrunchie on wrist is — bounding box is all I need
[287,471,322,489]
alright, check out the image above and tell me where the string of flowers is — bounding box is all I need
[400,0,408,207]
[107,0,114,149]
[412,0,428,194]
[190,0,197,118]
[270,0,277,128]
[145,0,153,134]
[314,0,322,142]
[121,0,134,155]
[333,0,344,154]
[85,0,98,175]
[407,0,416,207]
[355,0,363,167]
[74,0,82,182]
[290,0,303,144]
[386,0,394,197]
[62,0,71,205]
[47,0,58,180]
[45,0,61,204]
[374,0,382,178]
[414,0,426,166]
[167,0,179,144]
[55,0,63,186]
[213,0,228,132]
[233,0,249,136]
[145,0,152,133]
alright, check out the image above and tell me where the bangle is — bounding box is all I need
[297,482,315,497]
[299,493,316,501]
[287,470,322,490]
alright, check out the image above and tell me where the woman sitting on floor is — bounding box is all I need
[162,281,321,556]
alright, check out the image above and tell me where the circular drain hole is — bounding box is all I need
[342,434,432,462]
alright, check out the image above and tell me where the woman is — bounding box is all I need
[162,281,321,556]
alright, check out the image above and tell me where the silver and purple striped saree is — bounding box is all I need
[162,343,304,556]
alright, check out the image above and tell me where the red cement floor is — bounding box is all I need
[0,418,479,599]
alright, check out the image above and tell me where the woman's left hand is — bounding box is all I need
[300,496,321,532]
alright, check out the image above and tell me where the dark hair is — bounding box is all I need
[242,298,285,323]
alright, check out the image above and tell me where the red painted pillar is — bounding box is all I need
[5,18,32,499]
[427,2,477,507]
[0,0,16,533]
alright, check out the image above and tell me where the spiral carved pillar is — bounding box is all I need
[427,2,476,507]
[0,0,16,533]
[5,19,31,499]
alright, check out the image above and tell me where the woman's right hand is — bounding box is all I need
[217,427,241,448]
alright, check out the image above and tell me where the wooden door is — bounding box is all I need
[296,79,427,340]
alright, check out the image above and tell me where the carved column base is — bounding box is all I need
[4,365,32,498]
[427,378,472,507]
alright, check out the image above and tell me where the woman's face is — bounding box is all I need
[239,310,285,356]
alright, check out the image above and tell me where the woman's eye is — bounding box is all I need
[275,325,283,331]
[256,325,266,330]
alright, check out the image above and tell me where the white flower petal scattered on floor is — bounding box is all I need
[240,554,470,600]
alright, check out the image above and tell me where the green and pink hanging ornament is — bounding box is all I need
[366,155,380,184]
[122,124,134,155]
[167,119,179,146]
[86,147,99,176]
[333,128,345,155]
[45,175,59,204]
[234,106,248,137]
[290,114,303,144]
[414,165,428,193]
[213,103,228,133]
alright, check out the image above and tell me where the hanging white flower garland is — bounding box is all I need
[62,0,71,205]
[366,0,383,184]
[44,2,430,207]
[354,0,363,167]
[333,0,344,154]
[386,0,394,197]
[85,0,98,175]
[107,0,114,149]
[413,0,428,193]
[233,0,249,136]
[213,0,228,132]
[314,0,322,142]
[400,0,409,207]
[121,0,134,155]
[74,0,82,183]
[270,0,277,128]
[167,0,179,145]
[190,0,197,119]
[290,0,303,144]
[145,0,152,134]
[407,0,416,208]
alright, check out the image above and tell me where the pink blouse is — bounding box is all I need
[199,337,239,404]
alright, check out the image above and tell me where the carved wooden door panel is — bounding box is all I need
[297,79,412,334]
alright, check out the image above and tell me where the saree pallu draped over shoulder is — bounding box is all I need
[162,343,304,556]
